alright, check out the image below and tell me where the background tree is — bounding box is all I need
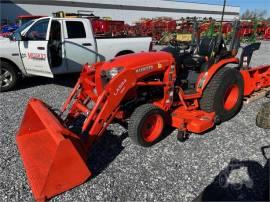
[241,9,268,20]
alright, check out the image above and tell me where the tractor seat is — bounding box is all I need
[183,37,217,71]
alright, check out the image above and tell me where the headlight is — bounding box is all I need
[103,67,124,80]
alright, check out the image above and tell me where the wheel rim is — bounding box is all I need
[223,84,239,111]
[0,68,13,88]
[141,114,164,143]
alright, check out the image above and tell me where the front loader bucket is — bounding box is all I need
[16,98,91,201]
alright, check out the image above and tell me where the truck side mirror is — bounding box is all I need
[10,32,23,41]
[20,35,28,41]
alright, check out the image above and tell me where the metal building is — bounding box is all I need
[1,0,240,24]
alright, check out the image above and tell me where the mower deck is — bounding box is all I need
[171,107,215,133]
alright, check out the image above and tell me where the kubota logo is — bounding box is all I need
[114,79,127,96]
[136,65,153,73]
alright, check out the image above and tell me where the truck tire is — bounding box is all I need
[256,102,270,129]
[199,67,244,122]
[128,104,165,147]
[0,61,19,92]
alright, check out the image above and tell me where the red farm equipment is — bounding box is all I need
[239,21,254,38]
[222,22,232,36]
[152,18,177,41]
[131,17,177,42]
[264,27,270,40]
[16,17,270,201]
[165,19,177,32]
[90,18,125,37]
[256,21,268,37]
[176,18,193,33]
[121,16,267,44]
[53,11,126,37]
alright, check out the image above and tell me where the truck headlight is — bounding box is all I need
[103,67,124,80]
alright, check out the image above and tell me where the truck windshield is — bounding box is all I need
[13,20,34,35]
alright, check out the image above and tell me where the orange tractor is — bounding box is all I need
[16,20,270,200]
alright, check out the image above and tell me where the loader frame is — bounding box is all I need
[16,54,270,201]
[15,0,270,199]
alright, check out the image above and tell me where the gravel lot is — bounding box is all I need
[0,41,269,201]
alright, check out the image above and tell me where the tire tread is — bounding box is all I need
[128,104,164,147]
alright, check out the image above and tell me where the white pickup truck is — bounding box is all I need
[0,17,152,91]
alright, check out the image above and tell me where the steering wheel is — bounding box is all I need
[169,39,190,51]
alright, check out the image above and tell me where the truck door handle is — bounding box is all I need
[37,47,45,50]
[82,43,92,47]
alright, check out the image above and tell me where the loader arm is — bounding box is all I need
[60,66,137,145]
[82,69,137,146]
[62,59,175,149]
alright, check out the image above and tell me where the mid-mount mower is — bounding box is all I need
[16,3,270,201]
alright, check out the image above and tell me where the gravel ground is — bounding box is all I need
[0,41,269,202]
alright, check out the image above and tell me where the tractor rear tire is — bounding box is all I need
[200,67,244,122]
[256,102,270,129]
[128,104,165,147]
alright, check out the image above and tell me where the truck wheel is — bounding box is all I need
[256,102,270,129]
[128,104,165,147]
[200,67,244,122]
[0,62,19,92]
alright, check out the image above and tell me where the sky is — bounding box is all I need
[177,0,270,17]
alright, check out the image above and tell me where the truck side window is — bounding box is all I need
[66,21,86,38]
[25,19,49,40]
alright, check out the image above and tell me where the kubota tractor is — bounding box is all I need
[16,20,270,201]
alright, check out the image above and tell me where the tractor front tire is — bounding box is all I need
[256,102,270,129]
[128,104,165,147]
[200,67,244,122]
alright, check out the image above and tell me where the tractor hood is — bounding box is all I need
[100,51,174,71]
[93,51,175,95]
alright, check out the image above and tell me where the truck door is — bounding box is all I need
[19,17,54,78]
[63,19,97,73]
